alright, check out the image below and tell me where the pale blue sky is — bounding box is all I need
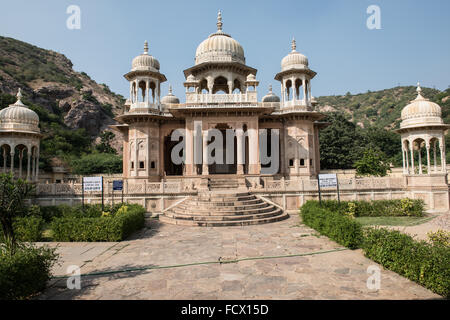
[0,0,449,99]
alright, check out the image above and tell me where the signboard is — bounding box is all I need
[318,174,338,188]
[113,180,123,191]
[83,177,103,192]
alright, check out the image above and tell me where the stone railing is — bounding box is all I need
[262,177,406,192]
[36,180,187,196]
[185,92,258,104]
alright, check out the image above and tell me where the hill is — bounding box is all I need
[0,35,125,172]
[316,86,450,129]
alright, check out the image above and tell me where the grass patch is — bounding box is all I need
[356,215,436,227]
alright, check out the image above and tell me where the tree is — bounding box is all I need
[362,127,402,166]
[70,153,122,175]
[0,174,34,253]
[354,148,391,177]
[319,112,365,169]
[96,131,117,154]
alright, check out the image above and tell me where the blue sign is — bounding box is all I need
[113,180,123,191]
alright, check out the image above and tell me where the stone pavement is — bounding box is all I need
[38,213,442,300]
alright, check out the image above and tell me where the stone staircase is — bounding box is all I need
[159,191,289,227]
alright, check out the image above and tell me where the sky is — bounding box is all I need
[0,0,449,100]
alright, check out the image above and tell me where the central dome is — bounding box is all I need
[195,11,245,65]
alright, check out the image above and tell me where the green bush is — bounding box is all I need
[319,199,424,217]
[1,217,44,242]
[13,217,44,242]
[300,201,363,249]
[0,244,58,300]
[363,228,450,298]
[50,204,145,242]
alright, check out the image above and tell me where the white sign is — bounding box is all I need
[83,177,103,192]
[318,174,338,188]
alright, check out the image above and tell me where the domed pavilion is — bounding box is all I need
[0,89,41,181]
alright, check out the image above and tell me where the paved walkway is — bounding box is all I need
[38,213,441,300]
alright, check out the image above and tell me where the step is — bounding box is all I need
[170,205,274,216]
[183,198,262,206]
[159,212,289,227]
[176,202,269,212]
[165,208,282,222]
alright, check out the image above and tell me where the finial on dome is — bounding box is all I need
[144,41,149,54]
[291,38,297,52]
[268,84,273,93]
[416,82,422,94]
[217,10,223,32]
[17,88,22,101]
[168,85,173,95]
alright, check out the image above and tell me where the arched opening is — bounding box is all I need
[233,79,241,93]
[213,76,228,94]
[200,79,209,94]
[0,144,12,174]
[413,138,425,174]
[285,80,292,100]
[208,124,237,174]
[430,137,444,173]
[138,81,147,102]
[164,131,183,176]
[149,82,156,103]
[295,79,302,100]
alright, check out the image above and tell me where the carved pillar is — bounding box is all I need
[433,140,437,172]
[202,130,209,175]
[426,142,431,174]
[27,150,31,181]
[410,142,415,174]
[10,151,14,175]
[236,124,244,175]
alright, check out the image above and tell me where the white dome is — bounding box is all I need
[0,89,40,133]
[161,86,180,105]
[262,85,280,103]
[195,12,245,65]
[281,39,309,71]
[131,41,160,72]
[400,84,443,128]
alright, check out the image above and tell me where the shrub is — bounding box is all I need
[12,217,44,242]
[362,228,450,298]
[0,244,58,300]
[51,204,145,242]
[427,230,450,247]
[300,201,363,249]
[319,199,424,217]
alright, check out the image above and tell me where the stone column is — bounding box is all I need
[202,130,209,175]
[145,80,150,106]
[405,147,409,174]
[10,151,14,175]
[410,143,415,174]
[185,122,194,175]
[291,77,296,103]
[440,143,446,173]
[248,122,260,174]
[426,143,431,174]
[294,138,299,174]
[19,149,23,179]
[35,149,39,182]
[227,80,233,94]
[418,147,423,174]
[433,140,437,172]
[280,125,286,175]
[303,76,307,105]
[307,79,311,105]
[135,139,139,177]
[236,125,244,175]
[27,151,31,181]
[402,148,406,174]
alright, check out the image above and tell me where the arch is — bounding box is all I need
[233,79,242,93]
[295,78,302,100]
[285,80,292,100]
[199,79,209,94]
[212,76,228,94]
[149,81,156,103]
[413,138,426,174]
[138,80,147,102]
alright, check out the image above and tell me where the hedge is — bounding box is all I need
[50,204,145,242]
[0,245,58,300]
[0,217,44,242]
[300,200,449,298]
[363,228,450,298]
[318,199,424,217]
[300,201,363,249]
